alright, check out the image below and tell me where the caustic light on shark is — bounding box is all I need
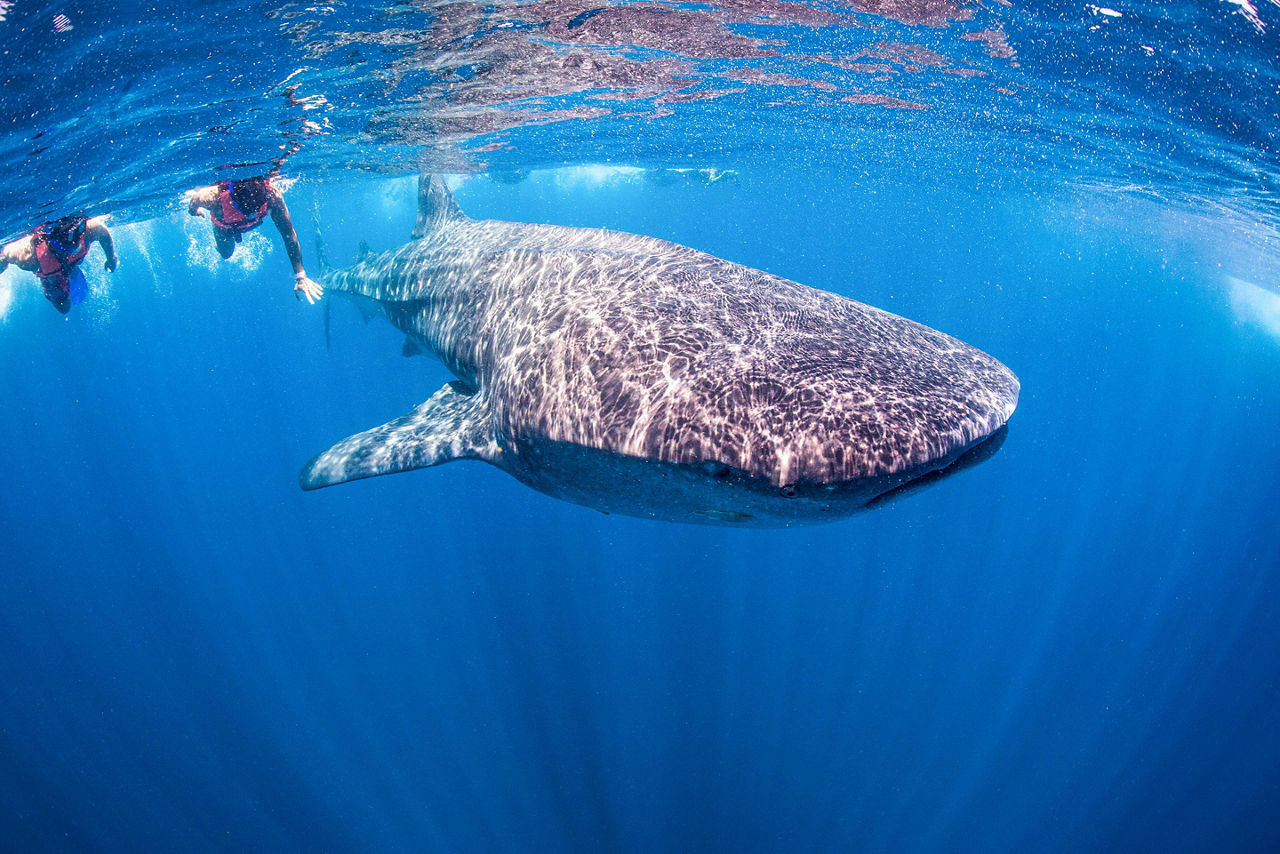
[301,176,1019,526]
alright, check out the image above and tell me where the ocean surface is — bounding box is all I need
[3,1,1280,851]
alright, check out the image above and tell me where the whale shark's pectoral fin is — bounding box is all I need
[299,381,497,490]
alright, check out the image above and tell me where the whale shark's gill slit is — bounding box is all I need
[866,425,1010,508]
[447,379,477,396]
[567,7,606,28]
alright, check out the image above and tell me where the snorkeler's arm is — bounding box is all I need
[187,185,218,217]
[1,236,38,273]
[268,192,323,304]
[86,217,118,272]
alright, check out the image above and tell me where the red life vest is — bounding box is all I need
[209,180,270,232]
[33,226,89,282]
[32,223,90,309]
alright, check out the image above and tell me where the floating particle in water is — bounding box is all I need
[52,12,72,32]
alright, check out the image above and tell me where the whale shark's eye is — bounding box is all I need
[702,461,731,479]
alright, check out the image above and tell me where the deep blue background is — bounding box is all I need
[2,171,1279,851]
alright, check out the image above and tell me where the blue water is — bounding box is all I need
[4,2,1280,851]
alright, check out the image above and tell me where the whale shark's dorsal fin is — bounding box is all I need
[299,381,497,490]
[412,175,465,239]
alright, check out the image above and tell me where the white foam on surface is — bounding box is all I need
[549,165,645,189]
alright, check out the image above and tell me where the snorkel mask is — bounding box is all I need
[44,215,87,254]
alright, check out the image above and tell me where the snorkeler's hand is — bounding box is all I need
[294,274,323,304]
[105,255,118,273]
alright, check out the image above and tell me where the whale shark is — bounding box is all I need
[300,176,1019,526]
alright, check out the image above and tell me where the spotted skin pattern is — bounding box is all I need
[301,177,1019,525]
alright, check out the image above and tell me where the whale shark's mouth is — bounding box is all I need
[865,424,1010,509]
[685,424,1010,525]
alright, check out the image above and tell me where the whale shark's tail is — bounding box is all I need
[412,175,466,239]
[313,234,331,278]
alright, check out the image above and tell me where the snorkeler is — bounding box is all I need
[187,174,324,304]
[0,214,118,314]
